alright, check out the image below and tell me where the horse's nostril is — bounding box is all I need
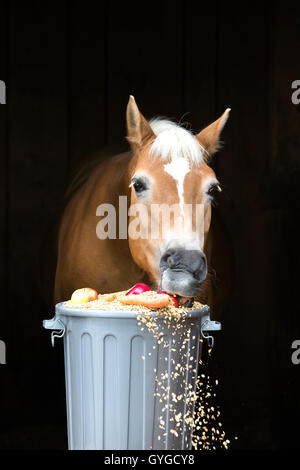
[160,249,177,270]
[167,256,176,269]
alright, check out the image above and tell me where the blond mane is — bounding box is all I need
[149,118,207,165]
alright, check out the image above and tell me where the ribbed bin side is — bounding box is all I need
[54,310,205,450]
[103,334,120,449]
[128,336,144,449]
[64,327,84,449]
[63,316,159,450]
[64,327,73,448]
[115,333,132,449]
[64,324,100,450]
[181,330,201,449]
[81,333,95,449]
[152,333,171,449]
[143,335,159,449]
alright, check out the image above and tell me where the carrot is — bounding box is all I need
[119,292,172,309]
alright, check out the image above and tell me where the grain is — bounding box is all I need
[134,299,234,450]
[64,292,204,314]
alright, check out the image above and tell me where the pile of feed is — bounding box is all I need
[64,284,204,314]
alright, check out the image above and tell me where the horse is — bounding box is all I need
[49,96,232,318]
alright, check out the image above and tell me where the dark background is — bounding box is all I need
[0,0,300,450]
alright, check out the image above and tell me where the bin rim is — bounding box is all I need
[54,301,210,320]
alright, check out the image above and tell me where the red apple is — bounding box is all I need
[125,283,151,296]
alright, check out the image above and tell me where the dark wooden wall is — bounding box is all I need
[0,0,300,449]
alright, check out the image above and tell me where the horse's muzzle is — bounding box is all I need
[159,248,207,297]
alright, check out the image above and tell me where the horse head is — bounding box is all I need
[125,96,230,304]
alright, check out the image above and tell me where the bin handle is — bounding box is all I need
[199,313,221,349]
[43,317,65,347]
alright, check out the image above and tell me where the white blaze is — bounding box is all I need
[164,157,190,216]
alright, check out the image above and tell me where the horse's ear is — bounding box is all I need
[196,108,231,155]
[126,95,155,151]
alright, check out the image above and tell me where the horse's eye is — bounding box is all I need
[207,185,218,197]
[133,180,146,193]
[206,183,222,203]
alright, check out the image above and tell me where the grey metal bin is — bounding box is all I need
[43,302,220,450]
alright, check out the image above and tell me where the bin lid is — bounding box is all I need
[43,303,221,347]
[54,301,211,320]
